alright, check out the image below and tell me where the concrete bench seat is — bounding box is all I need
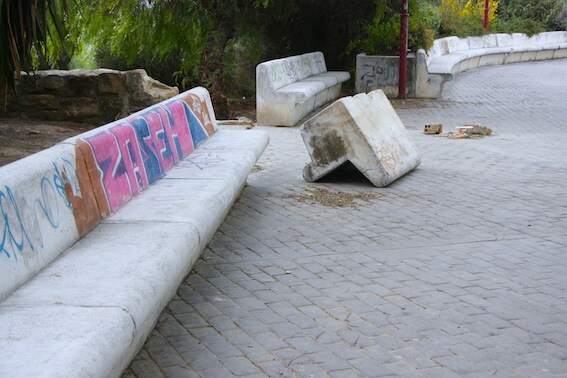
[303,71,352,86]
[256,52,351,126]
[428,47,510,74]
[0,87,268,376]
[416,31,567,98]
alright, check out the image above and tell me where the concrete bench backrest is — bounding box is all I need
[445,36,468,54]
[258,52,327,91]
[426,31,567,61]
[426,39,448,65]
[542,31,567,44]
[0,86,217,300]
[494,33,514,47]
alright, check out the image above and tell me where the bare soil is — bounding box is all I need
[0,116,95,166]
[282,187,378,208]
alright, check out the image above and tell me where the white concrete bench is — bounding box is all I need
[416,31,567,98]
[0,87,268,376]
[256,52,351,126]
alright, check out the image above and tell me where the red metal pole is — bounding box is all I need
[398,0,409,99]
[483,0,489,31]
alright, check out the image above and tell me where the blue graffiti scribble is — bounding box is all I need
[37,177,60,228]
[183,152,226,171]
[1,158,77,261]
[0,186,36,258]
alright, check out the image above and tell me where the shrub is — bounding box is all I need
[497,0,565,32]
[222,27,264,97]
[348,0,439,55]
[492,18,546,35]
[438,0,497,37]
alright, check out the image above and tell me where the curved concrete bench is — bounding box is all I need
[256,52,351,126]
[416,31,567,98]
[0,87,268,376]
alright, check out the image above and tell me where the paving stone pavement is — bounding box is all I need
[124,59,567,377]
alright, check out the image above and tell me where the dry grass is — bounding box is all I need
[283,187,379,208]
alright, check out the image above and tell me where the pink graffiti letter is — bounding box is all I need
[85,131,133,213]
[109,122,149,194]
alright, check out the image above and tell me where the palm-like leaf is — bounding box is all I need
[0,0,66,92]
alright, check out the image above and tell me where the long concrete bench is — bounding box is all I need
[416,31,567,98]
[0,87,268,376]
[256,52,351,127]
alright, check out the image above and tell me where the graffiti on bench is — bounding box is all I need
[69,93,215,235]
[1,91,216,263]
[0,158,79,259]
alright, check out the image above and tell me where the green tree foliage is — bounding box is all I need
[437,0,486,37]
[0,0,66,93]
[55,0,380,98]
[348,0,439,55]
[62,1,207,88]
[4,0,565,106]
[261,0,377,68]
[194,0,266,114]
[495,0,566,33]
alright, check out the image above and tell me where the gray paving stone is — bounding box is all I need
[362,344,399,364]
[145,333,185,368]
[162,365,199,378]
[348,357,397,377]
[421,366,462,377]
[179,349,219,372]
[515,364,562,377]
[329,369,369,378]
[129,359,165,378]
[306,350,353,373]
[167,334,206,358]
[257,360,294,377]
[291,362,332,377]
[268,321,303,340]
[222,356,263,376]
[286,336,327,355]
[125,60,567,377]
[173,312,209,330]
[271,347,310,367]
[253,331,289,351]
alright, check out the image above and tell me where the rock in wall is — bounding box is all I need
[1,69,179,124]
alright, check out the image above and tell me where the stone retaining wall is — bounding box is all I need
[1,69,179,124]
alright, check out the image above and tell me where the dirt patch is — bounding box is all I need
[390,98,430,109]
[228,97,257,122]
[0,117,95,166]
[283,187,379,208]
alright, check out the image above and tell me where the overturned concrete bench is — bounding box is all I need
[301,90,420,187]
[416,31,567,98]
[0,87,268,376]
[256,52,351,127]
